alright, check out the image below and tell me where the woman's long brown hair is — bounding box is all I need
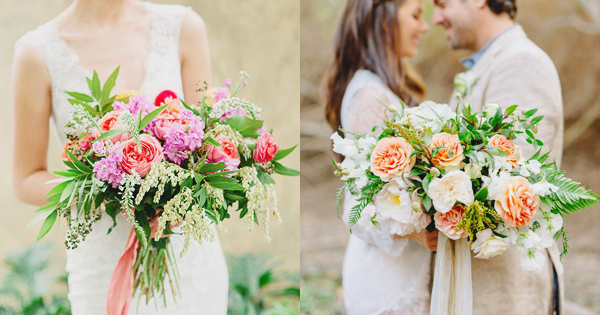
[323,0,426,132]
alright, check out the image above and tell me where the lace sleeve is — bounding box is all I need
[341,84,409,257]
[343,84,395,135]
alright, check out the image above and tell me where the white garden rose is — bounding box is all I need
[428,170,474,213]
[471,228,509,259]
[374,180,430,236]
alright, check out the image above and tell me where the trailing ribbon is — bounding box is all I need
[430,234,473,315]
[106,219,166,315]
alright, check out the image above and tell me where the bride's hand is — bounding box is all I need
[398,229,439,251]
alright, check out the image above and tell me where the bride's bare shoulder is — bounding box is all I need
[180,9,208,45]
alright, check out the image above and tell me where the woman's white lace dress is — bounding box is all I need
[16,2,228,314]
[341,70,431,315]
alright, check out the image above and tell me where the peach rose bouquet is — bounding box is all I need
[332,98,598,271]
[32,68,298,310]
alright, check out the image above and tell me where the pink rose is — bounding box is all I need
[434,204,467,240]
[253,133,278,163]
[98,111,129,143]
[207,135,240,170]
[119,134,164,177]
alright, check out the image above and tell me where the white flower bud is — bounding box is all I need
[430,167,440,177]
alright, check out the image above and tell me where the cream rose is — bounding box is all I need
[428,170,474,213]
[495,176,539,227]
[428,132,464,170]
[471,228,509,259]
[370,137,415,181]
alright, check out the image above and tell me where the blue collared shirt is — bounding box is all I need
[460,23,519,69]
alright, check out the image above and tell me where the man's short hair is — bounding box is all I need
[487,0,517,19]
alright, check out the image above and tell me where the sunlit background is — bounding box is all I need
[0,0,300,313]
[301,0,600,313]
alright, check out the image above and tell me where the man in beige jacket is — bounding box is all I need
[433,0,564,314]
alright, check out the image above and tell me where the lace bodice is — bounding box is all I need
[340,70,431,314]
[15,2,228,314]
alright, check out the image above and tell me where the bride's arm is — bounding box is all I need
[180,10,212,106]
[11,43,57,206]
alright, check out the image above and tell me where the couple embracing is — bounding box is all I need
[324,0,563,314]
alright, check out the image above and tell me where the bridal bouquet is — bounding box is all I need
[332,99,599,270]
[33,68,298,310]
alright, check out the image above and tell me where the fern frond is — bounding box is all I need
[542,169,600,215]
[335,184,348,219]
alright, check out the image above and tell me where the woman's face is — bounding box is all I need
[398,0,430,57]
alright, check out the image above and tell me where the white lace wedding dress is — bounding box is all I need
[341,70,431,315]
[16,2,228,314]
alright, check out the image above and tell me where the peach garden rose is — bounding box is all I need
[98,111,130,143]
[370,137,415,181]
[495,176,539,227]
[428,132,464,170]
[489,134,521,167]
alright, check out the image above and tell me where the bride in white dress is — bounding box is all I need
[11,1,228,314]
[323,0,435,314]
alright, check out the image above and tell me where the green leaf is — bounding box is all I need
[28,206,56,227]
[206,176,245,191]
[225,116,264,138]
[36,210,58,241]
[67,151,92,173]
[474,187,488,202]
[100,67,120,107]
[105,202,120,235]
[205,136,221,147]
[257,171,275,185]
[180,99,200,116]
[272,161,300,176]
[504,104,519,118]
[89,71,102,101]
[531,115,544,125]
[524,108,538,117]
[47,180,72,196]
[195,186,207,207]
[422,174,432,194]
[201,162,226,173]
[272,145,297,161]
[59,181,76,202]
[95,129,128,142]
[66,91,94,103]
[138,105,167,131]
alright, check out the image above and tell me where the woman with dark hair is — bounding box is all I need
[323,0,434,313]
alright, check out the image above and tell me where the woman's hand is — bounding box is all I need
[397,229,439,251]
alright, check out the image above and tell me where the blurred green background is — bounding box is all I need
[300,0,600,313]
[0,0,300,312]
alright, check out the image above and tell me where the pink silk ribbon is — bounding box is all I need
[106,219,167,315]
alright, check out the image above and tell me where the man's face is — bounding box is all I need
[433,0,477,50]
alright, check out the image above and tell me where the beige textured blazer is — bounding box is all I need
[450,24,565,315]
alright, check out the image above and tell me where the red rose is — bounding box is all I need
[155,90,178,107]
[253,133,278,163]
[119,134,164,177]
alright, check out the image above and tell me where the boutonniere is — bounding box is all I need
[453,71,479,98]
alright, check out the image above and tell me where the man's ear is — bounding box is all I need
[473,0,487,9]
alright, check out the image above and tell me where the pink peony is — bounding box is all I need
[253,133,278,163]
[119,135,164,178]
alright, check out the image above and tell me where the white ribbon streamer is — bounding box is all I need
[430,234,473,315]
